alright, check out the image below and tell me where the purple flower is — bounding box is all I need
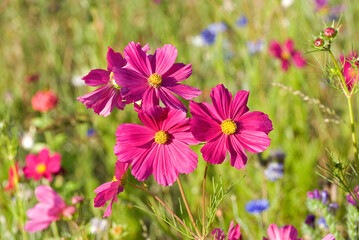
[264,162,284,181]
[305,214,316,229]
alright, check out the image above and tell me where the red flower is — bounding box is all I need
[31,90,58,112]
[4,162,19,192]
[269,39,306,71]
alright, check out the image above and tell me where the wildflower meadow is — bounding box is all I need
[2,0,359,239]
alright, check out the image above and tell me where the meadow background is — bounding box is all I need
[1,0,358,239]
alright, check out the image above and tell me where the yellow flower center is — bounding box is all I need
[109,72,121,89]
[36,163,46,174]
[221,119,237,135]
[112,175,118,182]
[281,51,290,60]
[154,130,169,144]
[148,73,162,88]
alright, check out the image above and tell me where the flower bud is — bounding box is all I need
[314,38,324,48]
[324,27,337,38]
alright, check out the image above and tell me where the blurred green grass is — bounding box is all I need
[1,0,359,239]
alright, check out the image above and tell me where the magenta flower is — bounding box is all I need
[340,52,359,94]
[190,84,272,169]
[212,220,241,240]
[23,148,61,181]
[77,47,128,117]
[25,185,75,233]
[346,185,359,205]
[114,106,199,186]
[31,90,58,112]
[322,234,335,240]
[114,42,202,112]
[269,39,306,71]
[263,224,302,240]
[94,161,130,217]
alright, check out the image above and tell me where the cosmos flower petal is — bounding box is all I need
[322,234,335,240]
[269,41,282,58]
[267,224,281,240]
[164,83,202,100]
[227,220,241,240]
[46,153,61,173]
[239,111,273,134]
[25,219,53,233]
[282,60,290,71]
[114,68,148,99]
[158,88,187,112]
[230,90,249,121]
[123,41,152,76]
[116,123,155,147]
[201,134,227,165]
[227,135,247,169]
[165,140,198,174]
[94,182,113,195]
[103,196,116,218]
[211,84,232,120]
[106,47,126,71]
[285,39,294,54]
[280,225,298,239]
[35,185,65,207]
[141,88,160,111]
[292,51,306,68]
[114,161,130,181]
[82,69,110,87]
[163,63,192,82]
[153,145,179,186]
[153,44,178,75]
[131,145,156,182]
[237,130,271,153]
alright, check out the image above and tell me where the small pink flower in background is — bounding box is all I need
[212,220,241,240]
[269,39,306,71]
[190,84,273,169]
[340,52,359,93]
[263,224,302,240]
[114,106,199,186]
[25,74,39,83]
[31,90,58,112]
[94,161,129,217]
[4,162,19,192]
[23,148,61,181]
[114,42,201,112]
[322,234,335,240]
[77,47,129,117]
[25,185,75,233]
[346,185,359,205]
[71,196,84,205]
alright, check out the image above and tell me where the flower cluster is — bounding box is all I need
[82,42,273,218]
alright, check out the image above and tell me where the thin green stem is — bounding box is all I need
[51,221,59,238]
[128,182,197,238]
[328,50,358,163]
[202,162,209,236]
[177,177,202,239]
[347,96,359,163]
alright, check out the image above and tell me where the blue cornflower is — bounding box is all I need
[245,199,269,214]
[264,162,284,182]
[236,15,247,27]
[317,217,328,229]
[246,40,264,54]
[200,29,216,45]
[192,22,227,46]
[87,128,96,137]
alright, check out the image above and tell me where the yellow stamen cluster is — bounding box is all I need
[221,119,237,135]
[154,130,169,144]
[112,175,118,182]
[109,72,121,89]
[281,51,290,60]
[36,163,46,174]
[148,73,162,88]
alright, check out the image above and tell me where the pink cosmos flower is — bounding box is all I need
[114,42,202,112]
[340,52,359,94]
[114,106,199,186]
[346,185,359,205]
[77,47,128,117]
[4,162,19,192]
[322,234,335,240]
[23,148,61,181]
[212,220,241,240]
[94,161,130,217]
[263,224,302,240]
[269,39,306,71]
[31,90,58,112]
[190,84,273,169]
[25,185,75,233]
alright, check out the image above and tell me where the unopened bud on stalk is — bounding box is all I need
[324,27,337,38]
[314,38,324,48]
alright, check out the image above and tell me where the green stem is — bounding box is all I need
[328,50,358,163]
[128,182,197,239]
[177,177,202,239]
[202,162,209,236]
[51,221,59,238]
